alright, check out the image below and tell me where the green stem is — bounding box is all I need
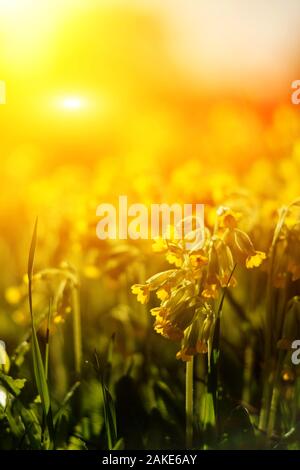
[267,350,284,437]
[186,357,194,449]
[267,383,279,438]
[44,300,51,380]
[242,337,254,405]
[72,286,82,375]
[259,206,288,432]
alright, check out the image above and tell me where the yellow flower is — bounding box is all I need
[246,251,266,268]
[152,237,168,253]
[151,299,196,343]
[131,284,150,304]
[150,306,169,319]
[12,309,27,325]
[156,287,170,301]
[154,317,184,341]
[132,269,185,306]
[5,286,22,305]
[166,251,183,267]
[54,315,65,324]
[83,265,101,279]
[189,252,208,268]
[152,224,185,267]
[217,207,242,229]
[223,227,266,268]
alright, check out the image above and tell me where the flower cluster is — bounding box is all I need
[132,208,266,361]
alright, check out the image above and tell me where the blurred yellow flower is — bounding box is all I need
[12,309,27,325]
[54,315,65,324]
[152,237,167,253]
[223,227,266,268]
[218,208,242,229]
[5,286,22,305]
[166,251,183,267]
[83,265,101,279]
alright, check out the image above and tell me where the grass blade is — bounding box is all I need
[94,343,118,450]
[27,219,54,447]
[28,217,38,321]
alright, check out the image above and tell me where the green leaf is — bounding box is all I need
[102,381,117,450]
[31,326,50,414]
[0,372,26,397]
[27,219,54,447]
[28,217,38,320]
[94,344,118,450]
[112,438,125,450]
[54,381,80,428]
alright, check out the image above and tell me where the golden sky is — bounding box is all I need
[0,0,299,189]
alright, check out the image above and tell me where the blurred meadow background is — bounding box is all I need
[1,0,300,450]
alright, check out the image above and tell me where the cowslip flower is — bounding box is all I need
[131,269,184,304]
[176,304,215,361]
[132,208,266,361]
[131,284,150,304]
[220,208,266,269]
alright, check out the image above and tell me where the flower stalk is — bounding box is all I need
[185,357,194,449]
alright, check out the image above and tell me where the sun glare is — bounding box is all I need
[61,97,85,111]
